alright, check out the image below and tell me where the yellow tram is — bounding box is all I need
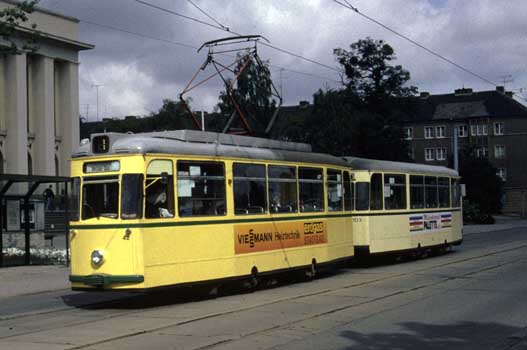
[344,157,463,256]
[69,130,355,291]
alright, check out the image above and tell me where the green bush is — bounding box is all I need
[463,199,495,224]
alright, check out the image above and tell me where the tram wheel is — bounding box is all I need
[249,266,259,289]
[306,259,317,279]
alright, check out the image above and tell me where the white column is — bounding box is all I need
[56,61,79,177]
[0,56,5,131]
[5,53,28,175]
[31,56,55,176]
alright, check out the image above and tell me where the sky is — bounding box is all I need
[37,0,527,121]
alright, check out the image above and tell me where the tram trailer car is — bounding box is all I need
[69,130,355,291]
[344,157,463,257]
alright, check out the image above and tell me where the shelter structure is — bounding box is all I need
[0,174,71,267]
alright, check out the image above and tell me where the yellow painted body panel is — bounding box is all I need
[70,154,354,290]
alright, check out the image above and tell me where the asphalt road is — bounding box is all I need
[1,227,526,350]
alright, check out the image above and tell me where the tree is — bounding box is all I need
[458,146,503,220]
[215,52,278,135]
[297,38,416,160]
[0,0,39,56]
[334,37,417,105]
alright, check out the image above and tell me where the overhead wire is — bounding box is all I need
[133,0,344,75]
[332,0,498,87]
[186,0,230,32]
[79,17,339,84]
[79,18,198,50]
[133,0,227,33]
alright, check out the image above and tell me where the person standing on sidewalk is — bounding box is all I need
[43,185,55,211]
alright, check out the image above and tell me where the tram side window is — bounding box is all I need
[384,174,406,210]
[299,167,324,212]
[344,172,353,211]
[233,163,267,215]
[370,173,383,210]
[70,177,80,221]
[145,160,175,218]
[82,176,119,220]
[451,178,461,207]
[268,165,297,213]
[355,182,369,211]
[410,175,425,209]
[122,174,143,219]
[177,161,226,217]
[425,176,438,208]
[438,177,450,208]
[327,169,343,211]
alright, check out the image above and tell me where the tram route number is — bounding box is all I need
[234,221,328,254]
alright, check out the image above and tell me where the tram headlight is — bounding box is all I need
[91,250,104,266]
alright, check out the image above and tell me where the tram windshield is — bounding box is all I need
[82,176,119,219]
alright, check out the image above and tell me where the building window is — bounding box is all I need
[471,124,477,136]
[458,125,468,137]
[471,123,488,136]
[497,168,507,181]
[436,148,447,161]
[424,126,434,139]
[494,122,504,135]
[425,148,435,161]
[435,126,446,138]
[408,147,415,160]
[476,146,488,158]
[403,127,413,140]
[494,145,505,159]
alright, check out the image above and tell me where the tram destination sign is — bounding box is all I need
[234,221,327,254]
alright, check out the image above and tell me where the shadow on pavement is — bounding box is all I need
[340,321,525,350]
[351,246,459,268]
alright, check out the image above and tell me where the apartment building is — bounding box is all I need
[403,87,527,214]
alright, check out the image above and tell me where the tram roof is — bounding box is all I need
[73,130,349,167]
[343,156,459,177]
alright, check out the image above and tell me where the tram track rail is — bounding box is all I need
[1,238,526,349]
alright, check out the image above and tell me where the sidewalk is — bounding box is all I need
[463,215,527,235]
[0,265,70,299]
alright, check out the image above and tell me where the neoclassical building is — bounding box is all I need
[0,0,93,176]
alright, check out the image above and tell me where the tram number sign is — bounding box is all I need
[234,221,328,254]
